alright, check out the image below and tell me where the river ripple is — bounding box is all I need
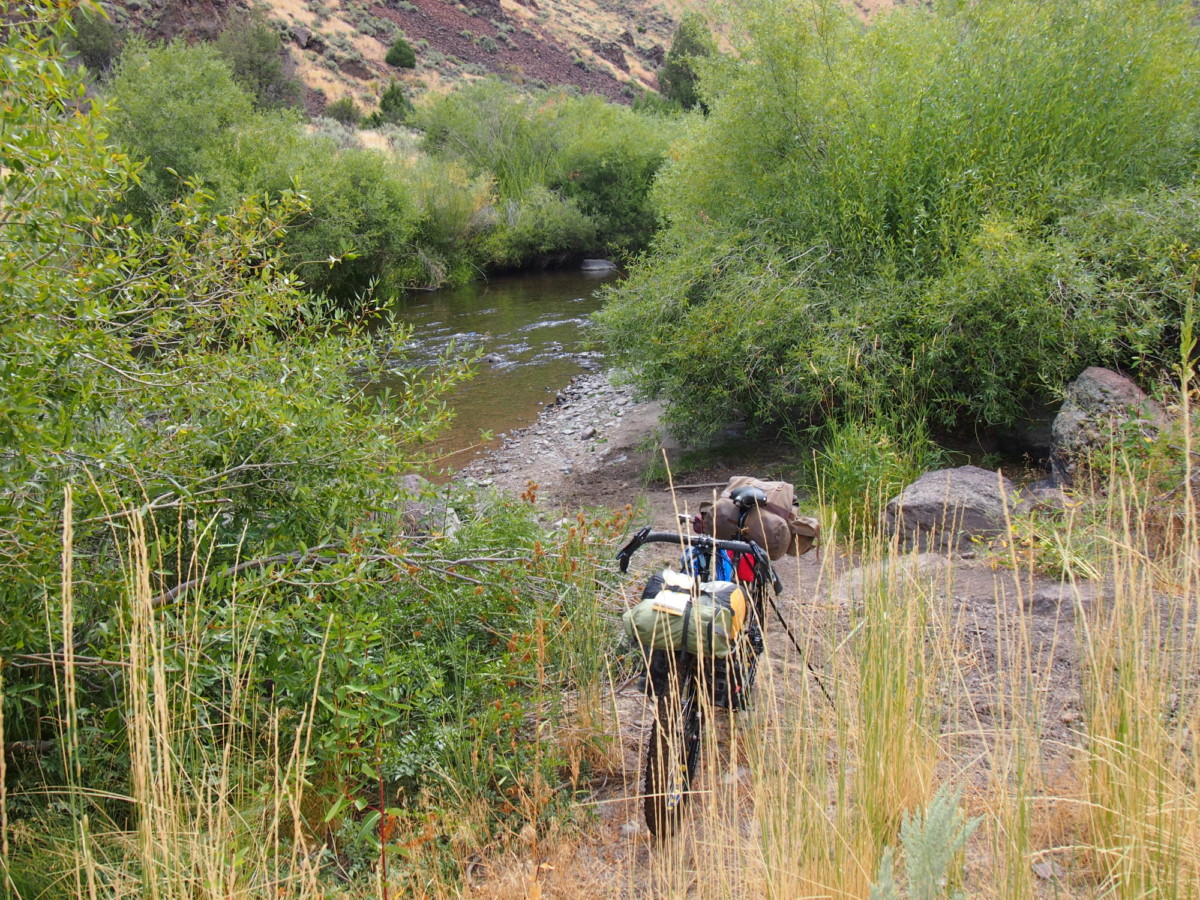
[373,268,618,467]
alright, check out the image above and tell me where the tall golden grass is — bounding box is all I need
[3,406,1199,899]
[617,405,1199,899]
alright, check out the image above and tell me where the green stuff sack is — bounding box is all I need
[622,572,747,658]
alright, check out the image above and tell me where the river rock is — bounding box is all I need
[1050,367,1165,484]
[581,258,618,272]
[884,466,1032,551]
[397,474,461,538]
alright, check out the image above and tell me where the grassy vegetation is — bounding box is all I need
[598,0,1200,443]
[7,396,1198,897]
[11,0,1200,895]
[0,6,625,894]
[101,39,672,302]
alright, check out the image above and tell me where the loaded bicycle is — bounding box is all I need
[617,486,788,837]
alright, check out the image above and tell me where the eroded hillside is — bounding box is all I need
[100,0,897,114]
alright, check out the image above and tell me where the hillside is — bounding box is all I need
[100,0,895,115]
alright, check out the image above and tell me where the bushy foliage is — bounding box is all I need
[369,79,413,126]
[68,3,124,74]
[658,12,715,111]
[484,186,597,268]
[106,43,421,300]
[598,0,1200,440]
[418,79,561,196]
[108,38,255,198]
[215,10,303,109]
[386,35,416,68]
[552,95,669,251]
[870,788,980,900]
[325,95,362,125]
[1,6,617,882]
[419,78,673,257]
[104,43,667,299]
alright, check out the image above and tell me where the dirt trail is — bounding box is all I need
[458,373,1090,898]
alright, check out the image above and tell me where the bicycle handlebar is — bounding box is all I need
[616,527,783,595]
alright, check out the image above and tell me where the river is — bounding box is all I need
[373,268,619,466]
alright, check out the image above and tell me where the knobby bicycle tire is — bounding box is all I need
[643,660,702,837]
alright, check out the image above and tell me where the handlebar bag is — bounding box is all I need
[622,575,747,658]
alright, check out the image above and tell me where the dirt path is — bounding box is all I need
[458,372,1091,898]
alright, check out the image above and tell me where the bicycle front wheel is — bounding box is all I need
[643,661,702,837]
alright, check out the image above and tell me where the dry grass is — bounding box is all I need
[5,401,1198,899]
[467,402,1200,898]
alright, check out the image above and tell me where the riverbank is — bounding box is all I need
[458,368,1108,899]
[459,371,673,511]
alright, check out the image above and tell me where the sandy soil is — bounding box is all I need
[458,372,1094,898]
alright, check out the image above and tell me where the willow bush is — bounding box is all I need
[418,78,675,263]
[598,0,1200,440]
[1,5,619,889]
[107,46,672,298]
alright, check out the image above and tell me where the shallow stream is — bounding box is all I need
[373,268,618,465]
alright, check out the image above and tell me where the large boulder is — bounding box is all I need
[884,465,1032,551]
[1050,367,1165,483]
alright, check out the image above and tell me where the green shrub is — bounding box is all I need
[325,95,361,125]
[552,95,672,252]
[870,787,980,900]
[485,185,597,267]
[68,5,124,74]
[107,38,255,199]
[599,0,1200,441]
[418,78,560,196]
[215,10,303,109]
[386,35,417,67]
[367,79,413,126]
[418,79,671,254]
[399,156,495,285]
[658,11,715,110]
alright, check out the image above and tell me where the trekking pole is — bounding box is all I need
[763,591,835,709]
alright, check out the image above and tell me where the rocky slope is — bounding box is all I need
[101,0,897,115]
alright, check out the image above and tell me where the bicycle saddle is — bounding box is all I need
[729,485,768,510]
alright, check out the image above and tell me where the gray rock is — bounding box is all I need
[1051,367,1165,484]
[397,473,461,538]
[1023,587,1075,615]
[587,38,628,71]
[884,466,1032,551]
[1022,583,1096,616]
[581,425,596,440]
[581,258,617,272]
[291,25,312,48]
[1032,860,1066,881]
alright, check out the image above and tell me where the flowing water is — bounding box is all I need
[373,268,618,466]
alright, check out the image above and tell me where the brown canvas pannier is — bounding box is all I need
[698,476,819,560]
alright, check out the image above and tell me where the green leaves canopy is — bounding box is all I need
[599,0,1200,439]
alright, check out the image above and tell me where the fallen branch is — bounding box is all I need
[150,547,337,609]
[7,653,129,670]
[3,740,55,758]
[148,547,533,609]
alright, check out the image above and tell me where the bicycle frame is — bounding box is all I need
[617,528,781,836]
